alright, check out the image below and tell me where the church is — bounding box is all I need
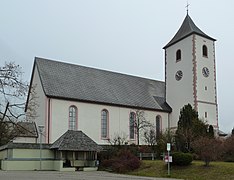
[25,13,218,145]
[0,13,219,171]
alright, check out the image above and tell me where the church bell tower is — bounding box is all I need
[164,14,218,129]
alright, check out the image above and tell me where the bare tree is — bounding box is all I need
[144,129,175,157]
[192,136,222,166]
[0,62,28,119]
[132,110,152,145]
[25,84,39,122]
[0,61,38,145]
[108,133,129,146]
[143,129,157,147]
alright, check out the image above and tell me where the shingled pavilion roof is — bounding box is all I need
[50,130,102,152]
[33,57,171,112]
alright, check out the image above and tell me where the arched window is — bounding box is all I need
[69,106,77,130]
[101,109,109,139]
[176,49,181,62]
[129,112,135,139]
[202,45,208,57]
[156,115,161,138]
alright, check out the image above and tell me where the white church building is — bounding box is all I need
[0,13,220,171]
[25,13,218,145]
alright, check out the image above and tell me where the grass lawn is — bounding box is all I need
[127,160,234,180]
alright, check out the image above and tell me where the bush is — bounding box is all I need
[192,137,222,166]
[222,136,234,162]
[171,152,193,166]
[101,149,140,173]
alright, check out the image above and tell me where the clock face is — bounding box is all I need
[202,67,209,77]
[175,70,183,81]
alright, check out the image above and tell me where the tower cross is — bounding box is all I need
[186,1,190,14]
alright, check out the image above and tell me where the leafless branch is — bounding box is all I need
[0,61,39,145]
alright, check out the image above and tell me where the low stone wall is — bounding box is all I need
[1,159,55,171]
[0,159,79,171]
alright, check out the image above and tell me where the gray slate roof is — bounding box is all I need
[50,130,102,151]
[164,14,216,49]
[15,122,38,138]
[35,57,171,112]
[0,120,38,139]
[0,142,50,151]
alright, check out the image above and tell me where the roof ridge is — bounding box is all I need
[35,57,164,83]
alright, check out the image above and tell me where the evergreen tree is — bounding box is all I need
[175,104,208,152]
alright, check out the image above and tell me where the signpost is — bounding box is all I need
[38,125,44,170]
[166,143,171,176]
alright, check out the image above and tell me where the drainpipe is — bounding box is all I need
[47,98,51,143]
[168,113,171,141]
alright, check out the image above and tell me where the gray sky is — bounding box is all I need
[0,0,233,133]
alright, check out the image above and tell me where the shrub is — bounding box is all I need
[139,145,152,153]
[222,136,234,162]
[98,146,118,165]
[101,149,140,173]
[101,159,115,169]
[171,152,193,166]
[192,137,222,166]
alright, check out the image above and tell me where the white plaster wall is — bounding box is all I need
[12,149,54,159]
[1,160,55,171]
[50,98,169,145]
[165,36,194,128]
[195,35,218,127]
[26,65,47,143]
[0,149,7,160]
[165,34,218,129]
[197,102,217,127]
[195,36,216,103]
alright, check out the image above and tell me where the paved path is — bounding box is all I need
[0,171,180,180]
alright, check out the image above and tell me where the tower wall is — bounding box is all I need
[165,36,194,128]
[194,35,218,127]
[165,34,218,128]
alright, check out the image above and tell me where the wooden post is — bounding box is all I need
[73,152,75,161]
[95,152,97,160]
[84,151,87,160]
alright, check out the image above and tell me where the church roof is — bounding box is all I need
[34,57,172,112]
[163,14,216,49]
[50,130,102,151]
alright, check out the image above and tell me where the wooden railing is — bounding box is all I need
[138,153,157,160]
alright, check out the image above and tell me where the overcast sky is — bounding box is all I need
[0,0,233,133]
